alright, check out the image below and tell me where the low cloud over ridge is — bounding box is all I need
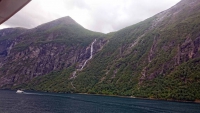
[1,0,180,33]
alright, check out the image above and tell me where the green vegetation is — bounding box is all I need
[2,0,200,102]
[10,24,104,52]
[16,67,74,93]
[135,58,200,101]
[15,4,200,101]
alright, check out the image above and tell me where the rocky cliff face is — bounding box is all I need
[0,17,106,88]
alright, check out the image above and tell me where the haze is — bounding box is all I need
[0,0,180,33]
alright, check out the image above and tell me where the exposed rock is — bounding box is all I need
[0,17,106,87]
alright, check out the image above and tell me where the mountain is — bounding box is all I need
[0,16,106,88]
[66,0,200,101]
[1,0,200,101]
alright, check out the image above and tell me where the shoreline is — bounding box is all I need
[76,92,200,104]
[2,89,200,104]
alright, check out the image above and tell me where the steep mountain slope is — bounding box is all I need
[0,16,106,88]
[66,0,200,101]
[1,0,200,101]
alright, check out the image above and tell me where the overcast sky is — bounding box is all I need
[0,0,180,33]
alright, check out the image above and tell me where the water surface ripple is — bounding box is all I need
[0,90,199,113]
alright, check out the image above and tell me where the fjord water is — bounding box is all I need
[0,90,199,113]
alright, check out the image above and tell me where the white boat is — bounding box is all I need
[16,90,24,94]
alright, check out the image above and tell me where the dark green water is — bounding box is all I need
[0,90,199,113]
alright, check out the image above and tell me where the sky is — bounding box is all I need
[0,0,181,33]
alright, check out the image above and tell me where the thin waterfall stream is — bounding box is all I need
[80,39,96,70]
[71,39,96,88]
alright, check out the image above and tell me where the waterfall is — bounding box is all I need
[70,39,96,89]
[80,39,96,70]
[70,39,96,88]
[72,71,77,79]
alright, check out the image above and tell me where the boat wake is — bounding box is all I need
[22,92,75,99]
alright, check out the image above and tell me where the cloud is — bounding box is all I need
[1,0,181,33]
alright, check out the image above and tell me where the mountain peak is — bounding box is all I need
[34,16,82,31]
[52,16,79,25]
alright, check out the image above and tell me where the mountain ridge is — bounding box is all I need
[0,15,106,88]
[33,16,83,31]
